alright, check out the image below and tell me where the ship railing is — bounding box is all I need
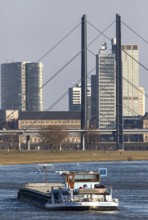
[73,195,105,202]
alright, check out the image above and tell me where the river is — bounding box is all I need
[0,161,148,220]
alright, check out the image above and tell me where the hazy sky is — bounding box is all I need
[0,0,148,112]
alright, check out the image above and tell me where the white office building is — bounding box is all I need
[92,42,145,129]
[68,83,91,119]
[96,43,116,129]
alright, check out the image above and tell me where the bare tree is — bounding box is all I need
[39,125,67,151]
[84,129,99,150]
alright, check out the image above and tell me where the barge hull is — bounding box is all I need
[45,201,118,211]
[45,206,118,211]
[18,189,118,211]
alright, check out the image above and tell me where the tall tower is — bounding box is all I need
[81,14,87,150]
[1,61,43,111]
[96,43,116,129]
[26,62,43,111]
[81,14,87,130]
[122,45,139,116]
[116,14,123,150]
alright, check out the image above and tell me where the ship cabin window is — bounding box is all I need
[69,176,73,182]
[74,174,100,182]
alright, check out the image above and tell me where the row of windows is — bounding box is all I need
[99,71,114,74]
[19,120,80,124]
[100,91,115,94]
[69,133,80,137]
[25,138,80,144]
[99,121,115,124]
[99,64,114,68]
[100,99,115,101]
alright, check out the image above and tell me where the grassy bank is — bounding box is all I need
[0,150,148,165]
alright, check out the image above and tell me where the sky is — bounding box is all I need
[0,0,148,112]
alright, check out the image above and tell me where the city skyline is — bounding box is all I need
[0,1,148,111]
[1,61,43,111]
[69,41,145,129]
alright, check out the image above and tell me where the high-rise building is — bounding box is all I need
[138,87,145,116]
[68,83,91,119]
[95,43,116,129]
[1,62,43,111]
[92,42,145,129]
[122,45,139,116]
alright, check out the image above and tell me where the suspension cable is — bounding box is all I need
[3,19,148,130]
[87,46,148,98]
[88,20,148,73]
[2,21,115,127]
[87,20,111,41]
[123,76,148,97]
[25,67,96,130]
[123,50,148,71]
[37,22,81,62]
[87,48,146,118]
[87,20,115,47]
[40,51,81,89]
[122,21,148,45]
[1,51,81,127]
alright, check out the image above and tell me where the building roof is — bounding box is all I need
[18,111,81,120]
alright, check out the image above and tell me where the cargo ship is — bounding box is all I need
[18,170,119,211]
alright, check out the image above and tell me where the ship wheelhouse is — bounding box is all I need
[64,172,100,189]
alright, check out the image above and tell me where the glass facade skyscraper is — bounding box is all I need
[91,42,145,129]
[1,62,43,111]
[96,43,116,129]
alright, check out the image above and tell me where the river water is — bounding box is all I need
[0,161,148,220]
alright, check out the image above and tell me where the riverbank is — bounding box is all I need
[0,150,148,165]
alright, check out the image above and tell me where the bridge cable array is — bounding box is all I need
[1,20,114,128]
[1,17,148,130]
[1,22,81,126]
